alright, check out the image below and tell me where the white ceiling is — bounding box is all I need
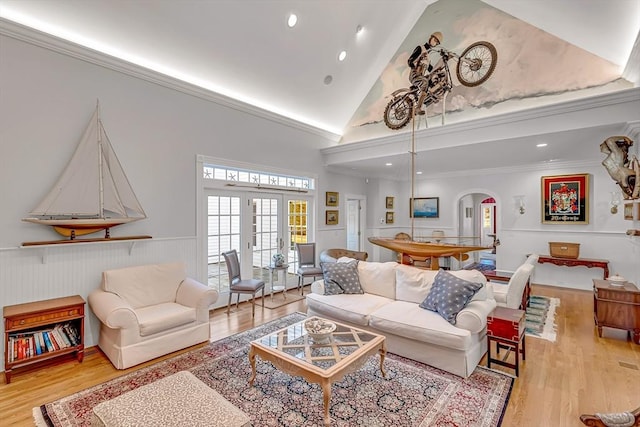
[1,0,639,177]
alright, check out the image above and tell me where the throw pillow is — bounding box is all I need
[419,269,483,324]
[321,260,364,295]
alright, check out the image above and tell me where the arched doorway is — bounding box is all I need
[457,192,498,268]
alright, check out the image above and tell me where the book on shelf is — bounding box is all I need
[7,321,81,362]
[42,331,54,353]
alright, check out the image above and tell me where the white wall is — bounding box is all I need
[364,161,640,289]
[0,32,364,368]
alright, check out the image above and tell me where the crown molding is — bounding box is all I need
[623,30,640,84]
[0,18,342,142]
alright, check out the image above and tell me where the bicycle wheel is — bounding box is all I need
[456,41,497,87]
[383,93,414,130]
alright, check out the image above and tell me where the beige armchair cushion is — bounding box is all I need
[102,262,186,308]
[136,302,197,337]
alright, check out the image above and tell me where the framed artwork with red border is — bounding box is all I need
[541,173,589,224]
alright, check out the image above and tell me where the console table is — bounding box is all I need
[537,255,609,279]
[593,279,640,344]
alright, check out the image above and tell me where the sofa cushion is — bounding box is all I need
[357,261,397,299]
[369,301,472,351]
[305,293,393,327]
[395,264,437,304]
[102,263,186,309]
[449,269,488,302]
[420,270,483,324]
[135,302,196,336]
[321,261,363,295]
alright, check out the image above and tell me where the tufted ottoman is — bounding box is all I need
[91,370,251,427]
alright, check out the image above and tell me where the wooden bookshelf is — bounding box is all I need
[3,295,85,384]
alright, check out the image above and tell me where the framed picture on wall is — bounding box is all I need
[386,211,394,224]
[326,210,339,225]
[541,173,589,224]
[326,191,339,206]
[410,197,439,218]
[386,196,394,209]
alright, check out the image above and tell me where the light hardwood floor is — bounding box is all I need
[1,284,638,426]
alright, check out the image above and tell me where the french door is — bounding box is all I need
[205,190,313,303]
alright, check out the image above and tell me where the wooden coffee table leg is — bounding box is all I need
[321,379,331,426]
[379,343,387,378]
[248,345,257,386]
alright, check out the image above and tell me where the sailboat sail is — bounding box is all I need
[24,104,146,238]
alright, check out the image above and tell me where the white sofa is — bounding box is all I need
[306,260,497,378]
[88,262,219,369]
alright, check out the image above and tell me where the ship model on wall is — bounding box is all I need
[22,102,150,245]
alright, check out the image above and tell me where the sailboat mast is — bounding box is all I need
[97,102,105,219]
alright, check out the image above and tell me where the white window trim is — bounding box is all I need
[196,154,318,283]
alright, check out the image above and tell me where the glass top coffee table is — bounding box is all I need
[248,316,386,426]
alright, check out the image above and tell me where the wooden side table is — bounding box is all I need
[593,279,640,344]
[487,306,526,376]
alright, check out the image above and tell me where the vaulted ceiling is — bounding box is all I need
[1,0,639,178]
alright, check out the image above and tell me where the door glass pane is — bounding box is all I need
[288,199,309,268]
[207,195,240,292]
[252,197,279,280]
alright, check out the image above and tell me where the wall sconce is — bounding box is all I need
[514,195,525,214]
[610,191,622,214]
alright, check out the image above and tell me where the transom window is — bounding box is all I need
[203,163,314,191]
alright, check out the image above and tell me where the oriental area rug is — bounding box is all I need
[35,313,513,427]
[525,295,560,342]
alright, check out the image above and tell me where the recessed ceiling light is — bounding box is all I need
[287,14,297,28]
[385,162,392,166]
[323,75,333,85]
[416,171,423,175]
[356,25,363,35]
[338,50,347,61]
[536,143,548,147]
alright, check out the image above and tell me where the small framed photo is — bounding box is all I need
[386,211,394,224]
[386,196,394,209]
[410,197,439,218]
[326,210,339,225]
[541,173,589,224]
[326,191,339,206]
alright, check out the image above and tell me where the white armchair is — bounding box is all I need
[88,262,218,369]
[487,263,534,309]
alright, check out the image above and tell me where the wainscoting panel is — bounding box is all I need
[0,237,197,371]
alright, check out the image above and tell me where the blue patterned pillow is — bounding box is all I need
[321,261,363,295]
[419,270,483,324]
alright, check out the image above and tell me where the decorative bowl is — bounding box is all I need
[272,253,286,267]
[606,275,627,287]
[304,318,336,344]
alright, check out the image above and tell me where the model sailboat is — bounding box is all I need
[22,103,148,243]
